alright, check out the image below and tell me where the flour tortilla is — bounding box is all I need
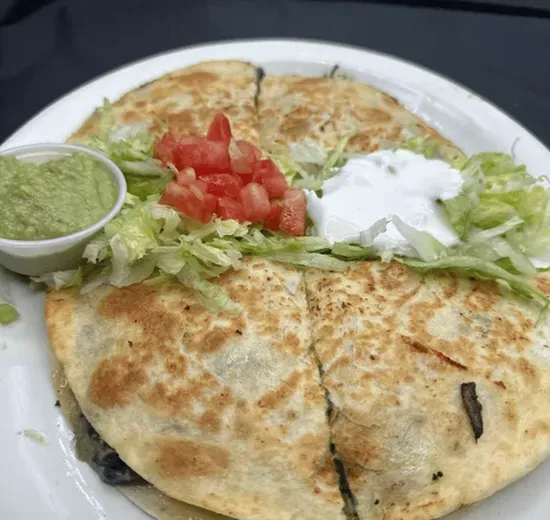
[48,61,550,519]
[258,75,462,155]
[46,258,345,520]
[70,60,260,145]
[51,355,229,520]
[305,261,550,519]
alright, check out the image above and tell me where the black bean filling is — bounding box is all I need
[461,382,484,442]
[76,414,144,486]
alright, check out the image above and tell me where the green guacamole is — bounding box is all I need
[0,152,118,241]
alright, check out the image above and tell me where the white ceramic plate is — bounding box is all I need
[1,39,549,520]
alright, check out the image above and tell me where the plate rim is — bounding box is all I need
[2,38,549,161]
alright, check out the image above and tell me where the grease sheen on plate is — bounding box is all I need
[1,40,549,520]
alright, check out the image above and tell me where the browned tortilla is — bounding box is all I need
[70,61,260,145]
[258,75,460,155]
[47,60,550,520]
[46,259,345,520]
[305,262,550,519]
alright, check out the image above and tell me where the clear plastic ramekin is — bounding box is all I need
[0,143,126,276]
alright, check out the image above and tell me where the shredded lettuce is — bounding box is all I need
[176,270,242,315]
[392,133,466,169]
[331,242,378,260]
[359,217,388,247]
[0,303,18,325]
[21,429,48,446]
[33,196,347,313]
[31,269,83,290]
[440,153,550,249]
[391,216,448,262]
[397,255,547,306]
[80,99,171,199]
[466,216,524,243]
[209,231,347,270]
[271,134,353,191]
[260,252,347,270]
[444,153,550,277]
[126,175,170,200]
[0,271,19,325]
[400,134,550,290]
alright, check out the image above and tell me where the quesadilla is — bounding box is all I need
[46,258,345,520]
[305,262,550,519]
[70,61,260,145]
[44,59,550,520]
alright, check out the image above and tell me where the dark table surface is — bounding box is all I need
[1,0,549,146]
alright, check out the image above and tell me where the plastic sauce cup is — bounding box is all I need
[0,144,126,276]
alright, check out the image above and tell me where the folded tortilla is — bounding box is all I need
[46,258,345,520]
[47,61,550,520]
[258,74,460,155]
[70,60,260,145]
[305,261,550,519]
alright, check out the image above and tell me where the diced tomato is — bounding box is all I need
[264,201,282,230]
[159,181,216,223]
[253,159,275,181]
[193,179,208,194]
[200,173,242,199]
[175,169,208,194]
[279,189,307,236]
[261,172,288,199]
[247,141,262,161]
[175,167,196,185]
[172,137,230,175]
[177,135,203,145]
[206,113,232,144]
[254,159,288,199]
[154,132,179,165]
[230,140,261,179]
[216,197,247,222]
[236,172,254,186]
[159,182,194,215]
[240,183,270,222]
[200,193,218,221]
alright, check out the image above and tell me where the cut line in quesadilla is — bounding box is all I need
[305,261,550,520]
[258,74,462,156]
[70,60,261,146]
[46,258,348,520]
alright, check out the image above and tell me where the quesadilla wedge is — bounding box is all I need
[52,359,228,520]
[70,60,261,146]
[46,258,345,520]
[305,262,550,519]
[258,74,461,154]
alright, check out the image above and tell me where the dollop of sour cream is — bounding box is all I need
[307,150,464,251]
